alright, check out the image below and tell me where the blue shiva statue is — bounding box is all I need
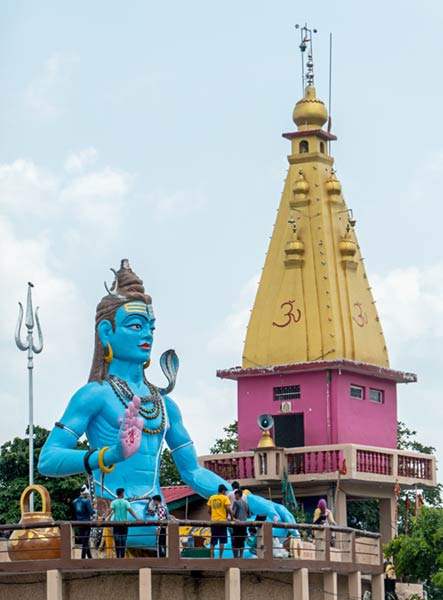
[38,260,294,548]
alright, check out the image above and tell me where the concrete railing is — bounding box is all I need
[199,444,436,488]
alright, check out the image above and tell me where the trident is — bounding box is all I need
[15,282,43,511]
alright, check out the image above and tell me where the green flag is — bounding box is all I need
[282,467,297,509]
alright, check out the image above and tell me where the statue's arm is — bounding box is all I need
[164,396,228,498]
[38,384,104,477]
[38,383,143,477]
[164,395,296,525]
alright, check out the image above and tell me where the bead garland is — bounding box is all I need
[108,376,165,435]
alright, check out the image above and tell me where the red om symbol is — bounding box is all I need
[272,300,302,328]
[352,302,368,328]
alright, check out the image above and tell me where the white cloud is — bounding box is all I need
[371,264,443,476]
[0,151,134,443]
[0,213,89,440]
[62,167,130,199]
[64,147,98,174]
[25,53,78,118]
[207,274,258,356]
[176,379,237,454]
[145,190,207,219]
[60,167,132,227]
[0,156,132,231]
[372,264,443,348]
[0,159,58,217]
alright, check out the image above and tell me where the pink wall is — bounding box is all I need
[331,371,397,448]
[237,368,398,451]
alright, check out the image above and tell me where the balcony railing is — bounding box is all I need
[203,452,255,480]
[199,444,436,488]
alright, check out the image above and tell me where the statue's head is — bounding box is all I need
[88,259,154,383]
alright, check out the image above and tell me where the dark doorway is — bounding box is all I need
[274,414,305,448]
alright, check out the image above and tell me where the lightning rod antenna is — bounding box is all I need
[328,32,333,151]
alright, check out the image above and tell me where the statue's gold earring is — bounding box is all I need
[144,359,151,369]
[104,342,113,364]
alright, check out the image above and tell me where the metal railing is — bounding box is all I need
[0,519,382,574]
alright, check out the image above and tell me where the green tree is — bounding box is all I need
[396,422,442,535]
[159,448,183,486]
[0,426,89,524]
[209,421,238,454]
[385,506,443,593]
[347,498,380,532]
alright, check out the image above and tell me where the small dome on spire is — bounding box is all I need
[293,86,328,131]
[326,170,342,197]
[294,170,309,197]
[339,227,357,258]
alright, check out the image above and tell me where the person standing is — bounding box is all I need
[232,489,251,558]
[73,485,94,559]
[207,484,233,558]
[152,495,168,557]
[313,498,336,546]
[384,561,398,600]
[227,481,240,506]
[313,498,336,526]
[246,526,258,557]
[104,488,139,558]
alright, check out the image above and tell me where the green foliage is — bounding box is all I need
[396,422,442,535]
[159,448,184,486]
[209,421,238,454]
[0,426,89,524]
[384,506,443,587]
[347,498,380,532]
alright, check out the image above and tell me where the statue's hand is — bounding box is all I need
[246,493,297,529]
[118,395,144,460]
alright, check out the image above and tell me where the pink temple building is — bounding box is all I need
[201,60,436,544]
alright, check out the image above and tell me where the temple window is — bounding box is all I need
[350,384,365,399]
[299,140,309,153]
[273,385,301,401]
[369,388,384,404]
[320,141,325,153]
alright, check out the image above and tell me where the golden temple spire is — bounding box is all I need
[242,34,389,369]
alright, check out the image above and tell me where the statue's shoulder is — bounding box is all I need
[162,394,182,419]
[69,381,109,411]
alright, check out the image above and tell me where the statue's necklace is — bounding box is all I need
[108,375,165,435]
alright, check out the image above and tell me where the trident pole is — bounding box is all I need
[15,282,43,512]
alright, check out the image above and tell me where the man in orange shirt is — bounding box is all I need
[207,484,233,558]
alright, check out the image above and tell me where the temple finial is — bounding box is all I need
[295,23,318,92]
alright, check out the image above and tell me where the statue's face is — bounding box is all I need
[106,302,155,364]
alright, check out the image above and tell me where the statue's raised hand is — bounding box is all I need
[121,395,144,458]
[112,395,144,461]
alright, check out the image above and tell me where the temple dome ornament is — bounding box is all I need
[339,226,357,270]
[293,86,328,130]
[294,170,309,196]
[339,235,357,258]
[326,170,342,198]
[291,170,310,207]
[284,237,305,268]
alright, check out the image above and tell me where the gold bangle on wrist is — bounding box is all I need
[98,446,115,474]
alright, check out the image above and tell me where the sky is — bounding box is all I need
[0,1,442,483]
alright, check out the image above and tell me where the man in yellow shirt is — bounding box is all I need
[207,484,233,558]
